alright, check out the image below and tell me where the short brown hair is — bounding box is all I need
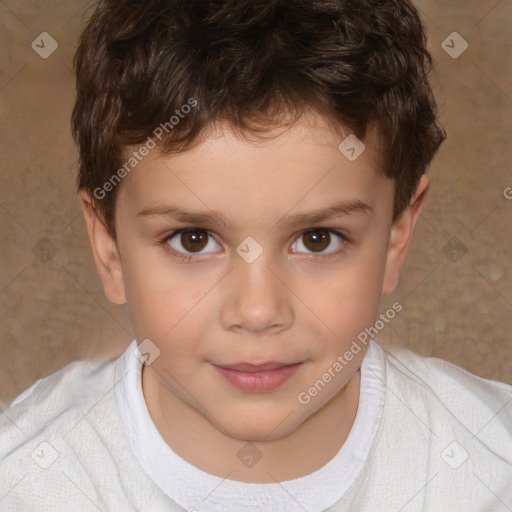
[72,0,446,237]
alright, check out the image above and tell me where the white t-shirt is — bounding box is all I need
[1,339,511,511]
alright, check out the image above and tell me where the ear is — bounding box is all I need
[381,174,429,295]
[78,190,127,304]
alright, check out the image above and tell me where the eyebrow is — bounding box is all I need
[137,199,373,230]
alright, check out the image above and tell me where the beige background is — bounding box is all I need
[0,0,511,405]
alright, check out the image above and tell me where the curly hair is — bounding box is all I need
[72,0,446,237]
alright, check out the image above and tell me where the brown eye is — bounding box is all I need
[168,229,219,254]
[302,229,331,252]
[292,229,346,255]
[181,230,208,252]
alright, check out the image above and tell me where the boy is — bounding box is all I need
[1,0,511,510]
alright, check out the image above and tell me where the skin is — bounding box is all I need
[79,111,428,483]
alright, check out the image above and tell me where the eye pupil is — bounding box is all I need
[181,230,208,252]
[303,229,330,252]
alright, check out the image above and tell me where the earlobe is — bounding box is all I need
[381,174,429,295]
[78,191,127,305]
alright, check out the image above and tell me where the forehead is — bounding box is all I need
[116,113,391,226]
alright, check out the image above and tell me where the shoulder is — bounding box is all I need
[345,343,512,510]
[1,355,119,453]
[378,342,512,458]
[0,356,119,502]
[1,356,118,447]
[0,345,174,511]
[382,343,512,405]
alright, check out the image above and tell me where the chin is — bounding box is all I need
[229,426,290,443]
[219,408,303,442]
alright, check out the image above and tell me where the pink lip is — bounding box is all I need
[213,363,302,392]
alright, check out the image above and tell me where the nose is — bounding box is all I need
[220,253,294,336]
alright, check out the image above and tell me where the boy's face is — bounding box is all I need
[81,112,426,442]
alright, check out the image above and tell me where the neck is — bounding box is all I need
[142,365,361,483]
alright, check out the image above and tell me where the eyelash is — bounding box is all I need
[159,228,350,263]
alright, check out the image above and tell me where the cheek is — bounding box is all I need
[128,284,205,378]
[123,258,208,344]
[316,283,380,346]
[306,248,387,348]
